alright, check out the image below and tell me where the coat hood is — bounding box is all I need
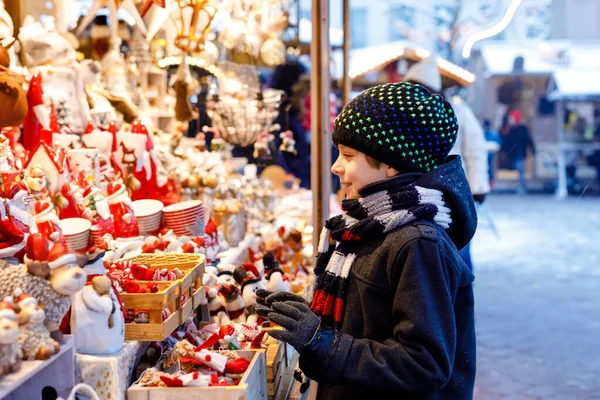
[414,155,477,250]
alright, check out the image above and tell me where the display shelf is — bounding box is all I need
[75,341,148,400]
[0,336,74,400]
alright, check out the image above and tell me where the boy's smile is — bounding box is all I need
[331,144,398,199]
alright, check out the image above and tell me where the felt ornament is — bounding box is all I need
[160,372,211,387]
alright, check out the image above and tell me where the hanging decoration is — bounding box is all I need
[74,0,148,38]
[208,88,283,147]
[174,0,218,54]
[216,0,290,66]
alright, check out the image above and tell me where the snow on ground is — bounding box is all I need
[471,194,600,399]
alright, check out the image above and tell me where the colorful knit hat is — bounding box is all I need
[332,82,458,173]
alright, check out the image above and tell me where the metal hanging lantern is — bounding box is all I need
[208,88,284,147]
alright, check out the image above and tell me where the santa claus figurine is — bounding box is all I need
[34,199,63,243]
[81,184,114,237]
[0,181,38,260]
[59,182,84,219]
[130,120,167,201]
[106,181,139,238]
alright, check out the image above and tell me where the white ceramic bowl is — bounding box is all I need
[163,200,203,214]
[132,199,164,218]
[60,218,92,236]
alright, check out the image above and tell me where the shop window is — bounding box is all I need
[350,8,367,49]
[390,6,414,41]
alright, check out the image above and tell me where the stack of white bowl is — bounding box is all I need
[132,199,164,235]
[59,218,92,252]
[163,200,205,237]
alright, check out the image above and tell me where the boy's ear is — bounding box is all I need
[386,165,400,177]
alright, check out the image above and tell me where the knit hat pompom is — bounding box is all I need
[332,82,458,173]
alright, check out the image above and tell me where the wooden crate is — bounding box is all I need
[121,281,181,341]
[266,340,296,400]
[127,350,268,400]
[120,253,205,303]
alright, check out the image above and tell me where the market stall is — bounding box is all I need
[470,40,600,195]
[0,0,321,398]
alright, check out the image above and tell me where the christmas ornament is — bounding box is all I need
[174,0,218,54]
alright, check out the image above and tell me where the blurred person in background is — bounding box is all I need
[483,119,501,188]
[504,110,536,194]
[404,57,490,271]
[268,61,312,188]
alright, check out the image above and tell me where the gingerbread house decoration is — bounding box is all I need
[24,142,70,192]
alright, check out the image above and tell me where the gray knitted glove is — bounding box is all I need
[266,301,321,352]
[256,289,309,307]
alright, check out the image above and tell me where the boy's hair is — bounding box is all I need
[332,82,458,174]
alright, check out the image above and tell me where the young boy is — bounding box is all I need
[257,82,477,399]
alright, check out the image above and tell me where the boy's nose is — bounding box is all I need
[331,158,343,176]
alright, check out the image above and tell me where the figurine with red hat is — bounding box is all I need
[0,180,38,260]
[70,243,125,355]
[106,180,139,238]
[58,181,84,219]
[219,283,246,324]
[81,182,115,237]
[34,198,63,243]
[129,119,167,201]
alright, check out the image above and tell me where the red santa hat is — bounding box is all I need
[0,300,17,320]
[191,236,205,248]
[218,283,240,302]
[47,241,77,269]
[83,185,101,201]
[107,182,126,199]
[13,288,37,308]
[130,119,142,133]
[233,263,262,292]
[24,233,50,264]
[3,181,29,200]
[34,200,53,218]
[61,182,79,196]
[180,242,196,253]
[84,121,95,134]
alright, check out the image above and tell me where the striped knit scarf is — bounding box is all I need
[308,181,452,329]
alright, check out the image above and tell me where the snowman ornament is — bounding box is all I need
[233,263,266,326]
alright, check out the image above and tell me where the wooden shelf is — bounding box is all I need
[0,336,74,400]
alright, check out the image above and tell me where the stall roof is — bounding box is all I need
[548,69,600,101]
[478,41,600,76]
[333,40,475,87]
